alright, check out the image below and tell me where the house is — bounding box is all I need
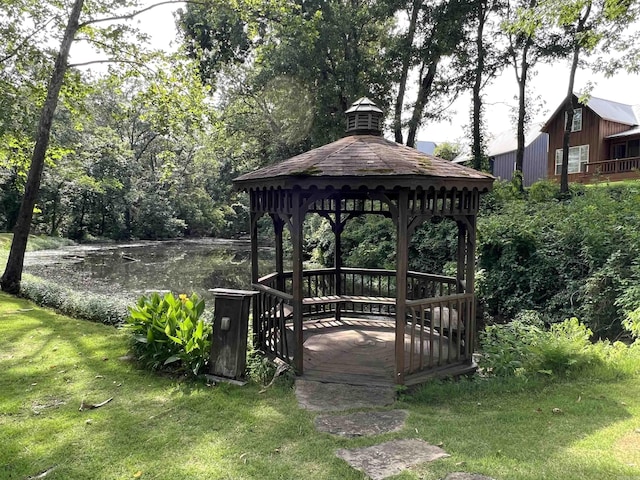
[416,140,437,155]
[541,94,640,183]
[485,124,548,187]
[451,125,549,187]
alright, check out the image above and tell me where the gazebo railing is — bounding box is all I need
[252,283,294,364]
[253,268,468,376]
[405,293,474,375]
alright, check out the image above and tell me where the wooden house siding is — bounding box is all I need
[546,106,601,178]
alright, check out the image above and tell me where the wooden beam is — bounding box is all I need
[395,189,409,384]
[291,190,304,374]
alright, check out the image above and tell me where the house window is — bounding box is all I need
[555,145,589,175]
[628,139,640,157]
[564,108,583,132]
[613,143,627,159]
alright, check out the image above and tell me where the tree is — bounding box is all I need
[433,142,462,161]
[1,0,181,293]
[502,0,568,191]
[1,0,85,294]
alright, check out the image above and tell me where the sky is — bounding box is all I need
[85,1,640,146]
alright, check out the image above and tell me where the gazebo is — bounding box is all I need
[233,98,493,386]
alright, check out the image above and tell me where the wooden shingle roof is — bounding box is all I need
[234,134,494,191]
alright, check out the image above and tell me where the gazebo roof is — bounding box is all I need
[233,134,494,191]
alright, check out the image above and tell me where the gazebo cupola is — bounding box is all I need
[234,98,494,386]
[345,97,383,135]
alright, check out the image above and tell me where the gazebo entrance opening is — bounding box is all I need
[234,98,493,386]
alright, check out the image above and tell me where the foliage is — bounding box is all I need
[477,181,640,338]
[433,142,462,161]
[479,310,546,376]
[125,292,212,375]
[19,274,128,325]
[480,315,602,378]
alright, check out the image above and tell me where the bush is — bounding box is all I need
[20,274,128,325]
[480,316,602,379]
[479,310,545,377]
[125,292,212,375]
[477,181,640,338]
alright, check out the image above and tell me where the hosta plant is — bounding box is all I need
[126,292,212,375]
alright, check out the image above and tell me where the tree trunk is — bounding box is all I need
[471,0,487,171]
[393,0,422,144]
[406,59,440,148]
[560,3,590,195]
[1,0,84,294]
[514,39,531,192]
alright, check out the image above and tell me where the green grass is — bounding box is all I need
[2,292,640,479]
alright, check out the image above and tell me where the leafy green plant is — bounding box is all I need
[529,317,596,376]
[623,307,640,339]
[126,292,212,375]
[478,310,544,377]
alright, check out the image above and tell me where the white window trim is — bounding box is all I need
[564,108,583,132]
[555,144,589,175]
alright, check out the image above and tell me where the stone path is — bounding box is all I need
[295,379,497,480]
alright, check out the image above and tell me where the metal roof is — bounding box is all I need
[451,123,546,163]
[606,125,640,139]
[587,96,638,125]
[542,94,639,132]
[234,134,494,190]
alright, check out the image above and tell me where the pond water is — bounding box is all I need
[23,238,275,303]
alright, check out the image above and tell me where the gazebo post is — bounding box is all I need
[291,191,305,374]
[394,190,409,384]
[334,199,343,320]
[456,221,467,294]
[272,215,285,292]
[465,216,477,359]
[250,211,260,285]
[250,209,260,349]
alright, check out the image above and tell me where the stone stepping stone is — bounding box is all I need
[335,438,449,480]
[315,410,408,437]
[444,474,496,480]
[295,379,395,412]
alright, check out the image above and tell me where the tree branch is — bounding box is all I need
[0,16,60,64]
[79,0,204,28]
[68,59,155,71]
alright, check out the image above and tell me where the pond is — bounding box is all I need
[23,238,275,303]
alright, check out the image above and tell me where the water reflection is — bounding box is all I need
[23,239,274,303]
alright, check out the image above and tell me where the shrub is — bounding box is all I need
[477,182,640,338]
[20,274,128,325]
[478,310,545,377]
[480,316,603,379]
[125,292,212,375]
[529,317,596,375]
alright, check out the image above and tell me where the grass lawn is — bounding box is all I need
[2,293,640,479]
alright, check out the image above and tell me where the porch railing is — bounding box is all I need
[586,156,640,175]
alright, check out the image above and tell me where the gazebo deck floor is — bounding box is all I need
[289,317,470,387]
